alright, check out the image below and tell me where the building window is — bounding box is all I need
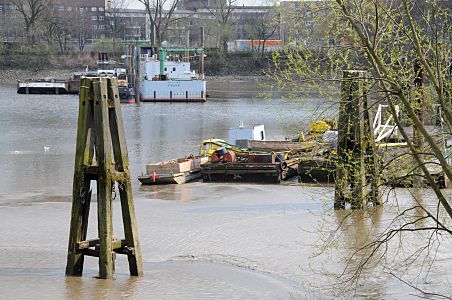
[99,7,104,11]
[66,6,72,11]
[80,7,84,12]
[91,7,97,11]
[58,6,64,11]
[100,25,105,29]
[99,16,104,20]
[93,25,98,29]
[0,5,3,13]
[91,16,97,20]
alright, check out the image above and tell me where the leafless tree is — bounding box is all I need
[244,7,279,56]
[204,0,236,53]
[41,6,73,53]
[74,14,92,52]
[105,0,130,49]
[138,0,180,48]
[9,0,50,43]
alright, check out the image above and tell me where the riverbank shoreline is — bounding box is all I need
[1,68,76,85]
[0,68,269,86]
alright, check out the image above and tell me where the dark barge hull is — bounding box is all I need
[201,162,282,183]
[297,157,336,183]
[17,87,71,94]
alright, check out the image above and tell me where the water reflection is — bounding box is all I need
[64,275,140,299]
[139,184,199,202]
[328,188,452,298]
[1,82,450,298]
[333,207,386,297]
[0,83,332,196]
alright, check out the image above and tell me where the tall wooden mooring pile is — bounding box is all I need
[66,77,143,279]
[334,70,381,209]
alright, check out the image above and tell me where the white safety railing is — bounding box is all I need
[373,104,400,142]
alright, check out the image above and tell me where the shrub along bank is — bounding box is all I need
[0,46,274,84]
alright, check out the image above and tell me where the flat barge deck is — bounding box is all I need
[17,78,79,94]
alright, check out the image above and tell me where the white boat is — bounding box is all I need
[140,48,206,102]
[17,78,70,94]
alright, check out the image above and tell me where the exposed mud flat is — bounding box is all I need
[0,83,451,299]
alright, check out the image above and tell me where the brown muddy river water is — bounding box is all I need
[0,81,451,299]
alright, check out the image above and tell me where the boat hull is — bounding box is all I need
[201,162,282,183]
[297,157,336,183]
[17,80,70,94]
[140,80,206,102]
[118,86,136,103]
[138,170,201,185]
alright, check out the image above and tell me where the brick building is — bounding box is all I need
[0,0,282,51]
[0,0,108,49]
[166,4,280,48]
[105,8,148,41]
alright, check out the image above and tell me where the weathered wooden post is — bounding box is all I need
[134,45,141,103]
[66,77,143,279]
[334,70,381,209]
[412,61,424,188]
[199,27,205,80]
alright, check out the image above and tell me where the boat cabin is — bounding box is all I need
[200,139,228,156]
[143,55,196,80]
[228,124,266,146]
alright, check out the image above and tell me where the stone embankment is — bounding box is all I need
[1,68,76,85]
[1,69,269,86]
[0,55,273,85]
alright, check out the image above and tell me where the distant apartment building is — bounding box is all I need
[53,0,108,47]
[279,0,452,48]
[279,0,333,47]
[177,0,211,11]
[166,3,280,48]
[1,0,285,51]
[0,0,26,41]
[0,0,108,48]
[105,8,148,41]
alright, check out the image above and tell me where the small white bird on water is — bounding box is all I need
[44,146,50,152]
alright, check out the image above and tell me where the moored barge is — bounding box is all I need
[17,79,72,94]
[139,156,208,185]
[140,48,206,102]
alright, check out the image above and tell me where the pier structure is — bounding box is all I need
[66,77,143,279]
[334,70,381,209]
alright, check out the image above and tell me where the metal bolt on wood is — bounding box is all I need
[66,77,143,279]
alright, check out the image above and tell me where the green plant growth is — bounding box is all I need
[271,0,451,296]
